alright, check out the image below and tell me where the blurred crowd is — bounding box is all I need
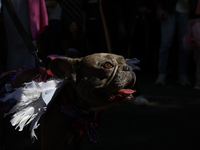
[0,0,200,90]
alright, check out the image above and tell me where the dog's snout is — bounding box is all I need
[123,65,131,71]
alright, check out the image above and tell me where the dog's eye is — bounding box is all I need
[103,62,114,69]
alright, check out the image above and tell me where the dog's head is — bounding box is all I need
[50,53,136,111]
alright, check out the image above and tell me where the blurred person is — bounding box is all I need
[194,0,200,90]
[38,0,62,60]
[194,48,200,90]
[184,0,200,89]
[0,10,7,73]
[131,0,159,72]
[155,0,194,86]
[101,0,137,57]
[62,21,88,57]
[1,1,48,149]
[82,0,107,54]
[2,0,48,71]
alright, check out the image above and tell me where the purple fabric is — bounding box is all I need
[54,103,99,143]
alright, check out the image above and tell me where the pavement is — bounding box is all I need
[1,71,200,150]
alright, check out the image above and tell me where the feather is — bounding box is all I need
[30,107,46,141]
[2,79,63,139]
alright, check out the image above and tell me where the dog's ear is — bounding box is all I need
[50,57,82,78]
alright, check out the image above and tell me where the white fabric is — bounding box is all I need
[2,79,63,140]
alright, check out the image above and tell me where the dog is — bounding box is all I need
[0,53,137,150]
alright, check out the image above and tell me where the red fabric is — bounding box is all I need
[71,112,99,138]
[0,66,52,113]
[0,66,52,97]
[47,69,54,76]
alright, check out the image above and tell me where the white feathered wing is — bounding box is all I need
[2,79,63,140]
